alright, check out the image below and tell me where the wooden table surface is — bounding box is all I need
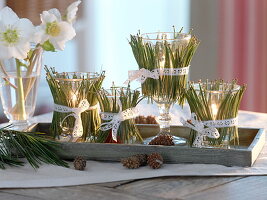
[1,111,266,200]
[1,176,267,200]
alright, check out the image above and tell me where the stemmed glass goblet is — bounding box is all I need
[129,31,199,145]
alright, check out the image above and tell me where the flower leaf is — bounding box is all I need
[16,59,28,69]
[27,49,34,60]
[41,40,56,52]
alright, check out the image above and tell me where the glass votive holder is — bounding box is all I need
[128,30,199,145]
[184,80,246,148]
[97,86,143,144]
[45,67,105,142]
[138,31,192,101]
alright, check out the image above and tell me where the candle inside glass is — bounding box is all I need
[140,32,191,145]
[211,103,218,119]
[191,81,244,148]
[142,32,191,69]
[71,92,78,105]
[50,71,102,142]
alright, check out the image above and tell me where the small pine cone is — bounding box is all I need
[151,118,158,124]
[74,156,86,170]
[148,134,175,146]
[140,116,147,124]
[134,154,147,166]
[121,156,140,169]
[147,116,157,124]
[135,116,141,124]
[147,153,163,169]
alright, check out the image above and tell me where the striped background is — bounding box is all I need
[219,0,267,112]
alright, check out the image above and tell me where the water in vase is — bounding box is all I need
[0,71,40,125]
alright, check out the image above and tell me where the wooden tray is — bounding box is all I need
[27,123,265,167]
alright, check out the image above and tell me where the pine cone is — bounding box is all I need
[148,134,175,146]
[135,116,147,124]
[147,153,163,169]
[121,156,140,169]
[135,116,158,124]
[146,116,158,124]
[134,154,147,166]
[74,156,86,170]
[134,116,142,124]
[134,116,141,124]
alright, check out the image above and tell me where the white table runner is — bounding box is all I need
[0,107,266,188]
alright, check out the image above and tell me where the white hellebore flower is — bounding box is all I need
[0,7,35,60]
[66,0,81,24]
[38,9,76,51]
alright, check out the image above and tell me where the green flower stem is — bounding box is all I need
[15,59,26,120]
[10,48,42,118]
[24,47,42,99]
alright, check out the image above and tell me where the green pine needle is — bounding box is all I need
[183,80,246,146]
[129,30,200,104]
[97,86,143,143]
[45,66,105,141]
[0,126,68,169]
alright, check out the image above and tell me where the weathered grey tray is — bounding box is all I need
[27,123,265,167]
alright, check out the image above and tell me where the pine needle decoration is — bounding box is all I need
[129,30,200,104]
[0,126,68,169]
[45,66,105,142]
[97,86,143,143]
[183,80,246,147]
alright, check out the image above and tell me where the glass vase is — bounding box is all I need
[0,47,43,128]
[186,80,246,148]
[98,87,143,144]
[130,32,198,145]
[46,69,105,142]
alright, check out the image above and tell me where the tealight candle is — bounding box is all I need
[211,103,218,119]
[144,32,191,69]
[70,91,78,106]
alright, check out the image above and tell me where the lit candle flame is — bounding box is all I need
[71,92,77,105]
[211,103,218,117]
[159,55,165,68]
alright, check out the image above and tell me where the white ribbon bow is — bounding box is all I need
[124,68,159,84]
[100,107,139,142]
[181,113,220,147]
[54,99,98,138]
[124,66,190,84]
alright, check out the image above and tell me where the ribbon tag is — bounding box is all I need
[158,67,190,76]
[181,113,220,148]
[100,107,139,142]
[124,66,190,84]
[124,68,159,84]
[203,118,238,128]
[54,99,98,138]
